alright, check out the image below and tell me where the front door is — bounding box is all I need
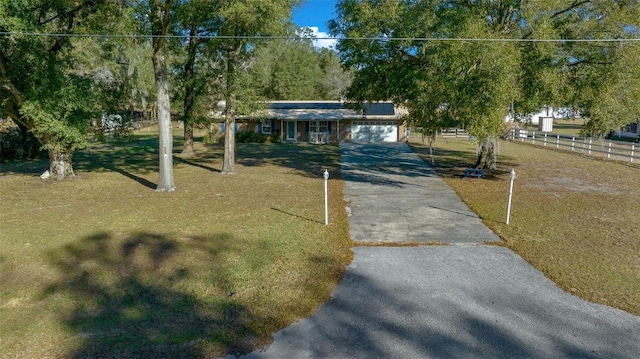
[286,121,297,142]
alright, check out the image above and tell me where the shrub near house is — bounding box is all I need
[236,130,281,143]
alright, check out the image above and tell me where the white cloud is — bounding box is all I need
[303,26,338,50]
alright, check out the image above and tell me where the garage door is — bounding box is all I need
[352,121,398,142]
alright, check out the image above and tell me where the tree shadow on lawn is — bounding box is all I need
[0,158,49,175]
[214,142,343,179]
[174,156,220,173]
[0,138,163,180]
[3,136,340,184]
[339,143,443,188]
[74,138,161,186]
[41,231,267,358]
[76,137,217,188]
[409,143,518,180]
[89,139,339,180]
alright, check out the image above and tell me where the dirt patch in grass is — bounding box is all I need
[410,138,640,316]
[0,130,353,358]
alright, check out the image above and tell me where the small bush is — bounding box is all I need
[216,130,281,144]
[268,131,282,143]
[237,131,267,143]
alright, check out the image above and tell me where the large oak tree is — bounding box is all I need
[0,0,125,179]
[330,0,640,169]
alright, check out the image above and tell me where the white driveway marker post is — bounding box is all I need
[323,169,329,226]
[506,169,516,225]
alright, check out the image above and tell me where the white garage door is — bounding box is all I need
[352,121,398,142]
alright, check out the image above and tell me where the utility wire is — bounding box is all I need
[0,31,638,43]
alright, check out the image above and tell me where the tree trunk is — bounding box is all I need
[474,138,497,169]
[427,134,435,166]
[182,122,194,155]
[151,0,176,192]
[16,121,43,159]
[221,51,238,175]
[221,93,236,174]
[181,25,198,156]
[48,148,74,180]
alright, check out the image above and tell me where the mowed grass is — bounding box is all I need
[519,118,585,136]
[0,128,353,358]
[410,137,640,316]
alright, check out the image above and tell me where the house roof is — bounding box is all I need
[269,108,359,120]
[213,100,404,120]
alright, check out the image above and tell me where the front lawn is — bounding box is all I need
[410,137,640,316]
[0,131,352,358]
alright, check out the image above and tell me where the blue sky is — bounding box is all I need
[292,0,338,48]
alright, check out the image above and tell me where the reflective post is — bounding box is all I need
[323,169,329,226]
[506,169,516,225]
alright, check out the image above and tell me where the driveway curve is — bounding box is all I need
[236,142,640,359]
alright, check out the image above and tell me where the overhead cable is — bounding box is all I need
[0,31,638,43]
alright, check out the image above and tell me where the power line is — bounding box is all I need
[0,31,638,43]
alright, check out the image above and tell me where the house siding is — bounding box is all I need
[211,119,405,143]
[209,101,405,143]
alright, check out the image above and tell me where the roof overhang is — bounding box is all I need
[211,101,403,121]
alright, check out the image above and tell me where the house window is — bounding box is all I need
[319,121,328,133]
[310,121,328,133]
[262,121,271,134]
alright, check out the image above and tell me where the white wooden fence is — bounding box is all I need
[508,128,640,163]
[438,128,469,137]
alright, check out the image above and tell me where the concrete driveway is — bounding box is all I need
[340,142,498,244]
[238,142,640,359]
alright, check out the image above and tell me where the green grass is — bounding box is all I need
[4,125,639,357]
[410,137,640,316]
[548,118,585,136]
[0,129,352,358]
[519,118,585,136]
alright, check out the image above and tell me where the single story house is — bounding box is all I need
[211,101,408,143]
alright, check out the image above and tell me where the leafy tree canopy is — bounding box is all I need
[330,0,640,167]
[0,0,134,178]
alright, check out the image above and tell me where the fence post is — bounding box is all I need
[588,138,592,156]
[556,135,560,149]
[544,133,547,147]
[572,137,575,151]
[532,131,536,145]
[631,144,635,163]
[608,141,612,159]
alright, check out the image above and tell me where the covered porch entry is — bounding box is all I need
[279,120,337,143]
